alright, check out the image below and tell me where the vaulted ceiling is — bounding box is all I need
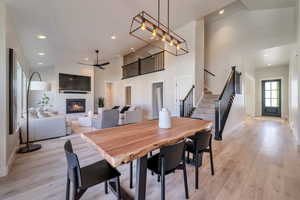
[6,0,236,69]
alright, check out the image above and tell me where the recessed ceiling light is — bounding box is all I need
[131,47,135,51]
[111,35,116,40]
[37,62,43,65]
[37,34,47,39]
[84,57,89,61]
[219,9,225,15]
[268,64,272,66]
[264,54,269,57]
[38,52,45,56]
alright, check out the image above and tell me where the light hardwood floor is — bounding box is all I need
[1,117,300,200]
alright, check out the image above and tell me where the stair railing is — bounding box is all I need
[204,68,216,77]
[214,66,241,140]
[180,85,195,117]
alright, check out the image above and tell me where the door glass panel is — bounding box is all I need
[272,90,278,98]
[271,82,278,90]
[265,82,271,90]
[265,91,271,98]
[265,99,271,107]
[271,99,278,107]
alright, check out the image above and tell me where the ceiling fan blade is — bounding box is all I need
[78,62,94,66]
[95,65,105,70]
[98,62,110,67]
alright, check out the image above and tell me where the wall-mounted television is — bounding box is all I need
[59,73,91,93]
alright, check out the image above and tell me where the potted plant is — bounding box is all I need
[38,93,52,111]
[98,97,105,115]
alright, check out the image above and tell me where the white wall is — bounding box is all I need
[255,65,289,119]
[94,21,202,119]
[288,1,300,144]
[1,2,32,176]
[205,4,296,94]
[195,19,205,104]
[0,0,8,177]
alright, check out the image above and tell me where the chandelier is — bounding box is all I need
[129,0,189,56]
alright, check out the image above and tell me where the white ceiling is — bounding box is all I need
[6,0,237,69]
[249,44,295,68]
[241,0,297,10]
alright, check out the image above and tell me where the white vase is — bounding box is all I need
[159,108,172,129]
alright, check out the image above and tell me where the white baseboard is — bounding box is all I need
[0,166,8,177]
[223,121,245,136]
[7,144,18,172]
[289,122,299,145]
[0,144,18,177]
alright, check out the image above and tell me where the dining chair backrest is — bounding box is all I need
[160,141,185,172]
[193,131,212,151]
[64,140,82,187]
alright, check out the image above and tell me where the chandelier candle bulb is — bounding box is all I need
[141,22,146,30]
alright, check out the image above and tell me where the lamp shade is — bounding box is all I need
[30,81,49,91]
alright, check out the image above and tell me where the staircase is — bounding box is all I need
[191,88,218,120]
[191,88,218,131]
[180,66,242,141]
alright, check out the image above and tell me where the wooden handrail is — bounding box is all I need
[204,69,216,77]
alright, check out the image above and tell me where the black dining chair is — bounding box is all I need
[185,130,214,189]
[147,141,189,200]
[64,140,122,200]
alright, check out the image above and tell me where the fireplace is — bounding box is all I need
[66,99,86,114]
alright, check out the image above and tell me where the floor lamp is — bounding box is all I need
[18,72,49,153]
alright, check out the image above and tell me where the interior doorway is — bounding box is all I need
[152,82,163,119]
[104,82,113,108]
[125,86,131,105]
[262,79,281,117]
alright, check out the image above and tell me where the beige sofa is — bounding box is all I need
[21,114,67,142]
[119,107,143,125]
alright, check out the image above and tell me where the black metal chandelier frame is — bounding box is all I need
[129,0,189,56]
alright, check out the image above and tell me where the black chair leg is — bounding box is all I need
[130,162,133,189]
[157,174,160,182]
[66,177,70,200]
[195,152,199,189]
[116,177,122,200]
[161,174,166,200]
[182,163,189,199]
[161,158,165,200]
[209,147,215,176]
[105,181,108,194]
[72,183,77,200]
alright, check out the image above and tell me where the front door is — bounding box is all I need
[262,79,281,117]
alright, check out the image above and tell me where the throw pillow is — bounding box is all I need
[112,106,120,110]
[120,106,130,114]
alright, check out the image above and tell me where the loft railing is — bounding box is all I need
[122,51,165,79]
[180,85,195,117]
[214,66,241,140]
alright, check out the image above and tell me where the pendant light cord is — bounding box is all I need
[158,0,160,28]
[168,0,169,33]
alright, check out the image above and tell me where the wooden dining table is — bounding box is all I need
[81,117,212,200]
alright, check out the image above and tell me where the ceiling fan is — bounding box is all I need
[78,49,110,70]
